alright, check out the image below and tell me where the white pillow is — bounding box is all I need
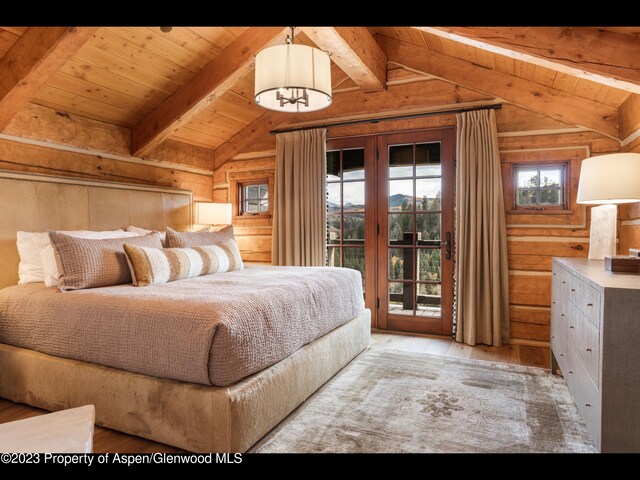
[38,230,139,287]
[16,232,47,284]
[126,225,168,247]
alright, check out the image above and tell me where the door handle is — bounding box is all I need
[441,231,452,260]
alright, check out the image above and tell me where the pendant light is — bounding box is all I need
[254,27,332,113]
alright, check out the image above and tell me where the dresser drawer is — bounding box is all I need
[550,319,566,347]
[574,310,600,388]
[551,269,569,322]
[551,334,568,373]
[551,296,569,342]
[564,347,601,448]
[566,302,580,344]
[568,275,601,329]
[554,267,570,306]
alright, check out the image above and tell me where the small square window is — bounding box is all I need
[514,164,566,211]
[240,181,269,215]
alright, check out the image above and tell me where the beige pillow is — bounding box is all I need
[16,229,135,285]
[48,232,163,291]
[124,239,244,286]
[126,225,168,247]
[165,225,235,248]
[40,230,140,287]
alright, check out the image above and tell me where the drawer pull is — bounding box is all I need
[585,403,591,408]
[560,353,564,357]
[586,347,592,352]
[552,301,556,304]
[571,288,576,292]
[568,370,574,374]
[551,335,555,339]
[569,325,574,329]
[562,281,566,284]
[561,314,565,317]
[587,303,593,307]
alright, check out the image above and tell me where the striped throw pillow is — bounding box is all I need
[123,240,244,286]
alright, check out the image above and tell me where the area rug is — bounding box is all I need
[255,348,595,453]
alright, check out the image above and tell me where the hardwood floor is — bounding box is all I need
[0,401,184,453]
[0,333,549,453]
[370,331,550,369]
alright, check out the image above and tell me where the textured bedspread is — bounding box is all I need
[0,266,364,386]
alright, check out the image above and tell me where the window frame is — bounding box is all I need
[509,162,571,214]
[236,179,272,217]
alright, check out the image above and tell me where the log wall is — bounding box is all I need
[0,103,214,200]
[220,99,622,343]
[4,95,628,344]
[619,136,640,255]
[213,155,275,263]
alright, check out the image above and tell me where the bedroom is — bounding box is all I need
[0,25,638,457]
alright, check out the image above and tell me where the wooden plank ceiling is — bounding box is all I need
[0,26,637,162]
[370,27,631,108]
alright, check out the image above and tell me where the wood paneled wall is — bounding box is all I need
[0,103,214,200]
[501,132,619,343]
[619,202,640,254]
[212,155,275,263]
[619,137,640,254]
[0,83,631,345]
[225,99,623,344]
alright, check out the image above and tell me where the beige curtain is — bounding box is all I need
[272,128,327,266]
[455,109,510,346]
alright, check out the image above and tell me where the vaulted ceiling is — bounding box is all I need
[0,26,638,169]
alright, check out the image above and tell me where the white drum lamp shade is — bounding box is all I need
[254,43,332,113]
[577,153,640,204]
[195,202,232,225]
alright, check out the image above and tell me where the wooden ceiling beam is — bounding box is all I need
[214,111,289,169]
[379,35,619,139]
[620,94,640,143]
[302,27,386,92]
[0,27,97,131]
[131,27,287,158]
[416,27,640,95]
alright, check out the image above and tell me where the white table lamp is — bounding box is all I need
[577,153,640,260]
[195,202,232,231]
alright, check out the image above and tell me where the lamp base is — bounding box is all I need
[588,205,617,260]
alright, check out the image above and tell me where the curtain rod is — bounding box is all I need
[269,103,502,135]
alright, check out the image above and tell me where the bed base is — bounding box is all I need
[0,309,370,452]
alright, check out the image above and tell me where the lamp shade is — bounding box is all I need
[195,202,232,225]
[254,43,332,113]
[577,153,640,204]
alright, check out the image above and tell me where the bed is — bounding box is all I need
[0,171,371,452]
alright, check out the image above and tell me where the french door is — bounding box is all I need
[376,129,454,335]
[326,128,454,335]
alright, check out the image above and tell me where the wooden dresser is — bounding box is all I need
[551,258,640,452]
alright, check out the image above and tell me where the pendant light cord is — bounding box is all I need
[286,27,296,44]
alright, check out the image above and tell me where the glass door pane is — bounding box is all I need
[326,147,365,286]
[385,142,442,317]
[325,139,375,317]
[377,129,454,335]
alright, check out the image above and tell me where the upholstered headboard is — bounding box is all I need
[0,170,193,289]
